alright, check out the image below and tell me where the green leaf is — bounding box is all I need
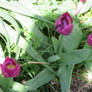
[60,49,90,65]
[52,36,59,53]
[58,65,74,92]
[84,61,92,72]
[26,44,58,76]
[11,82,26,92]
[84,55,92,72]
[0,19,27,49]
[13,13,48,43]
[47,55,60,62]
[63,23,82,52]
[26,43,45,62]
[0,45,4,58]
[58,65,67,92]
[58,35,63,55]
[79,0,92,14]
[0,18,11,56]
[0,11,20,33]
[66,65,74,92]
[25,69,55,91]
[0,88,4,92]
[0,74,13,92]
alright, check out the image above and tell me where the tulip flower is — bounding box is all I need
[81,0,86,2]
[75,0,86,15]
[87,33,92,46]
[1,57,21,78]
[55,12,73,35]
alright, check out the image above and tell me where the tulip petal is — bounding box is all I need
[61,24,74,35]
[55,12,73,36]
[88,33,92,46]
[81,0,86,3]
[1,65,10,77]
[11,65,21,78]
[1,57,21,78]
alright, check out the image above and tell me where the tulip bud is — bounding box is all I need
[55,12,74,35]
[88,33,92,46]
[1,57,21,78]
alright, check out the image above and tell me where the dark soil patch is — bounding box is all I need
[71,77,92,92]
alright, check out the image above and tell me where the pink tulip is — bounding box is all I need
[1,57,21,78]
[88,33,92,46]
[55,12,73,35]
[81,0,86,2]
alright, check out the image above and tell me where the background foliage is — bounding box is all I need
[0,0,92,92]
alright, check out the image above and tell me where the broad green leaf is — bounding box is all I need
[60,49,90,65]
[59,23,82,92]
[58,65,74,92]
[47,55,60,62]
[0,74,13,92]
[66,65,74,92]
[58,65,68,92]
[79,0,92,14]
[0,88,4,92]
[25,69,55,91]
[52,36,59,53]
[63,23,82,52]
[11,82,26,92]
[26,44,45,62]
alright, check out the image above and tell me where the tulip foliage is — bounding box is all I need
[0,0,92,92]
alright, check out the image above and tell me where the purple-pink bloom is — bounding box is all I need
[81,0,86,2]
[55,12,73,35]
[88,33,92,46]
[1,57,21,78]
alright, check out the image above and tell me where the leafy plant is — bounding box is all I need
[0,0,91,92]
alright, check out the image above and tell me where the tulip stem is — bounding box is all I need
[22,61,49,66]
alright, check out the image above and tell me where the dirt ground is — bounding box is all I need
[71,77,92,92]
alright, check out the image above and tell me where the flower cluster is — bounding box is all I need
[0,57,21,78]
[55,2,92,47]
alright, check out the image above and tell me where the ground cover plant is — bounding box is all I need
[0,0,92,92]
